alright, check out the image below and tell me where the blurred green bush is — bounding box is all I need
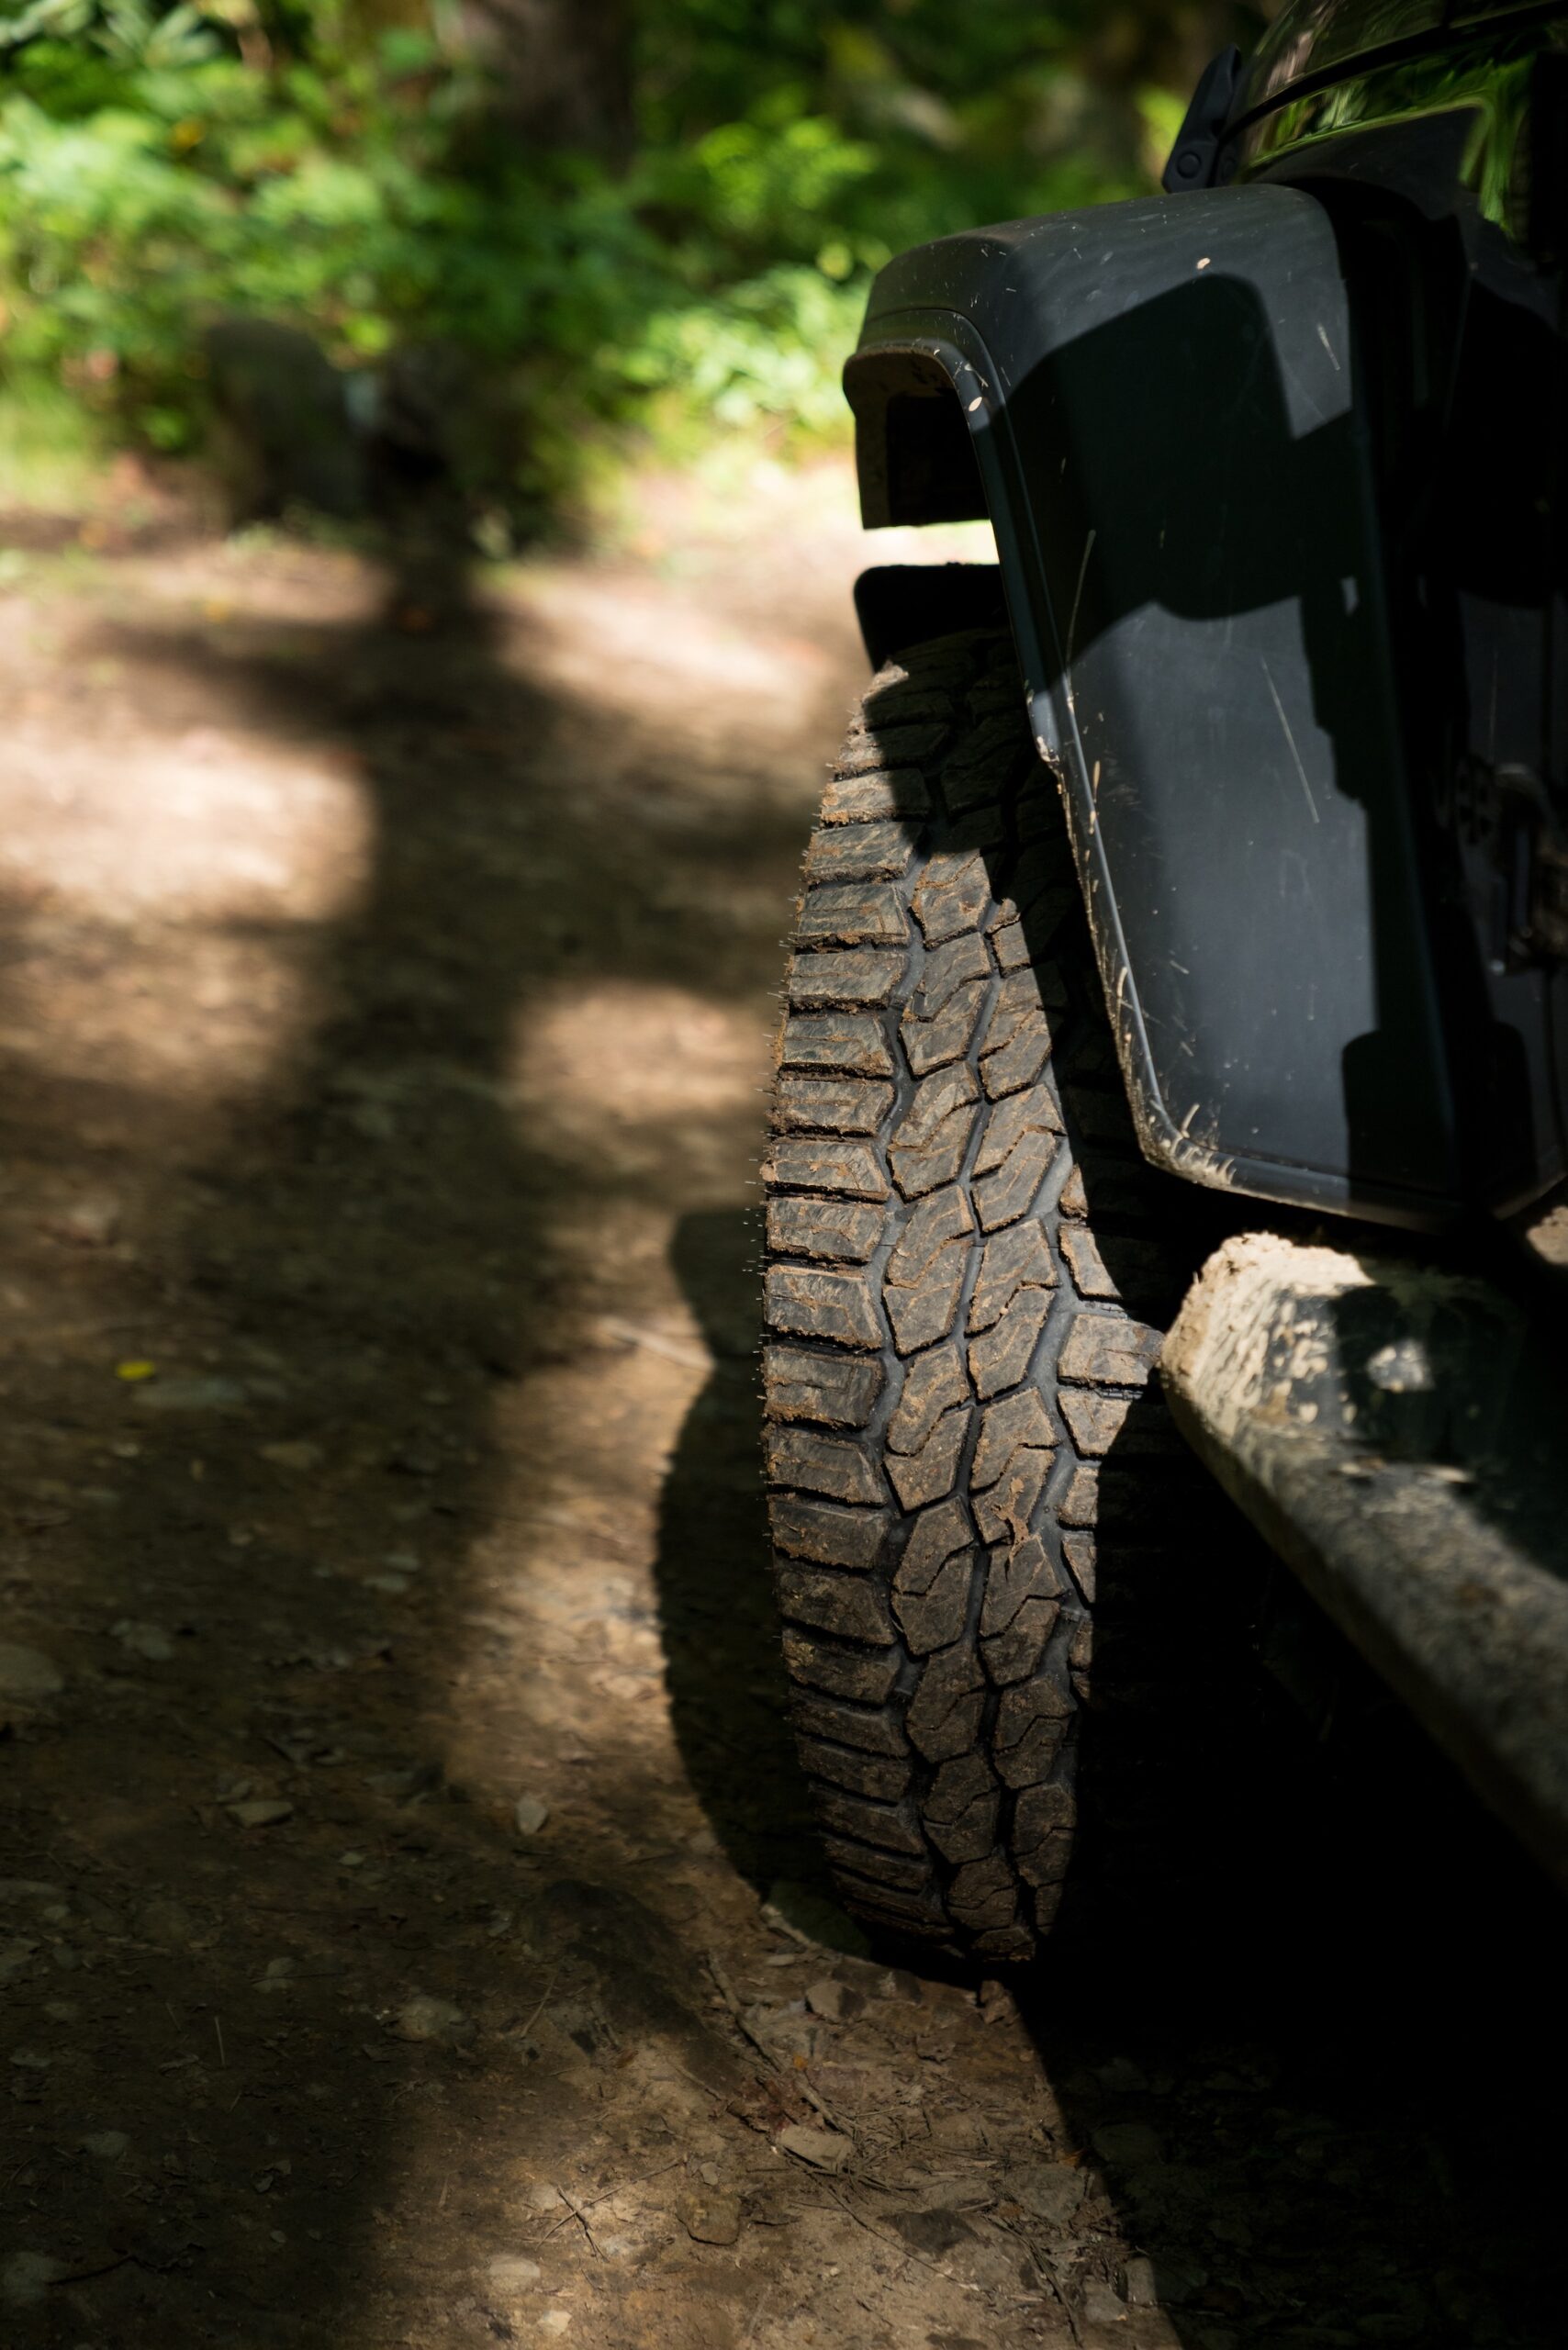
[0,1,1260,520]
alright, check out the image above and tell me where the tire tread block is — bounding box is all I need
[796,880,909,949]
[924,1752,1001,1863]
[992,1673,1074,1789]
[787,949,903,1009]
[883,1236,968,1354]
[796,1737,912,1801]
[779,1013,894,1077]
[783,1628,900,1704]
[790,1688,909,1757]
[885,1404,969,1511]
[767,1426,886,1505]
[891,1500,976,1656]
[888,1067,980,1199]
[812,1787,926,1857]
[887,1342,969,1454]
[1058,1313,1161,1389]
[774,1076,894,1136]
[911,849,993,947]
[902,979,988,1079]
[967,1291,1049,1401]
[803,820,915,883]
[762,1141,887,1202]
[764,1344,882,1429]
[946,1849,1020,1934]
[905,1640,988,1762]
[968,1219,1056,1334]
[765,1265,883,1349]
[821,769,931,826]
[820,1837,933,1892]
[778,1563,897,1644]
[771,1493,891,1571]
[971,1389,1056,1492]
[766,1196,882,1266]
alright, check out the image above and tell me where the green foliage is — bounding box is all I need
[0,0,1244,513]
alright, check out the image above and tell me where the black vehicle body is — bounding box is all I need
[847,0,1568,1230]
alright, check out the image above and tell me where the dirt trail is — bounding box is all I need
[0,468,1562,2350]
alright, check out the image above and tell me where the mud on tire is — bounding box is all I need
[762,625,1203,1965]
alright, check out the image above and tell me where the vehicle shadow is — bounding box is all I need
[650,1205,829,1899]
[1014,1586,1568,2347]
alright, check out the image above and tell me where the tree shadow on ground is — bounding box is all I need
[0,513,823,2345]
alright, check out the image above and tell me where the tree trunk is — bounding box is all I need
[458,0,634,156]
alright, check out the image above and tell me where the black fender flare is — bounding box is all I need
[846,187,1464,1228]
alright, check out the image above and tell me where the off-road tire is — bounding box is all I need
[762,625,1199,1965]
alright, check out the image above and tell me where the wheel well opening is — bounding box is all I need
[845,348,989,530]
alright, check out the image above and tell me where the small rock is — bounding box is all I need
[41,1192,120,1247]
[775,2123,851,2173]
[131,1374,247,1413]
[259,1440,324,1472]
[513,1795,551,1837]
[803,1977,864,2024]
[874,1967,924,2005]
[10,2048,51,2069]
[112,1619,176,1662]
[389,1993,473,2045]
[0,1643,64,1700]
[227,1798,294,1829]
[537,2315,571,2337]
[1082,2278,1129,2327]
[1097,2056,1149,2094]
[487,2254,543,2292]
[1008,2163,1088,2228]
[977,1976,1020,2026]
[890,2207,974,2256]
[81,2130,129,2159]
[1092,2121,1164,2169]
[678,2189,742,2246]
[1123,2255,1159,2308]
